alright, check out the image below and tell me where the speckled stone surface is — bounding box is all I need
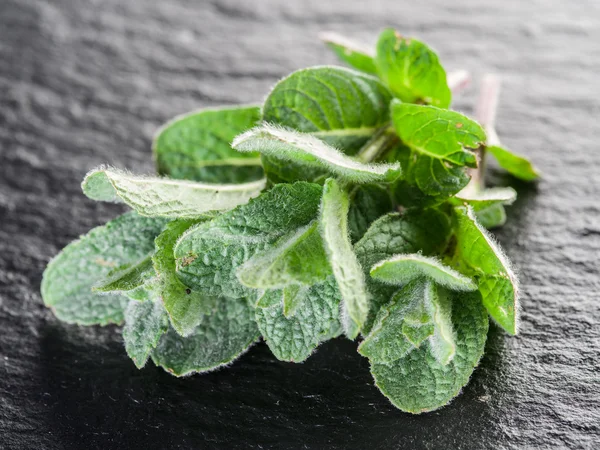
[1,1,599,448]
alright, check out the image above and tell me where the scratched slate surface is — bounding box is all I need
[1,0,599,448]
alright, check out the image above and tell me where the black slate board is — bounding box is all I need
[1,1,599,448]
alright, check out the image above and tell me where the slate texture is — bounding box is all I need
[0,0,599,449]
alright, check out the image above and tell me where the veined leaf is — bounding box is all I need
[82,167,266,219]
[319,178,369,338]
[370,254,477,291]
[375,28,451,108]
[255,278,342,362]
[153,220,217,336]
[282,284,308,317]
[347,183,394,243]
[454,186,517,229]
[123,298,169,369]
[41,213,168,325]
[354,209,452,333]
[233,124,401,184]
[93,255,155,294]
[487,145,540,181]
[153,105,263,183]
[237,221,331,290]
[262,66,392,154]
[370,289,489,414]
[175,182,323,299]
[320,32,377,74]
[454,206,519,334]
[151,298,259,376]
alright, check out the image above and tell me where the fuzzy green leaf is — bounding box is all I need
[282,284,308,317]
[320,32,377,74]
[82,167,266,219]
[237,221,331,290]
[153,220,217,336]
[454,206,519,334]
[347,184,394,243]
[153,105,263,183]
[123,298,169,369]
[454,187,517,229]
[370,254,477,291]
[262,66,392,155]
[151,298,259,376]
[370,289,488,414]
[487,145,540,181]
[255,277,342,362]
[319,178,369,338]
[375,28,451,108]
[93,255,155,294]
[233,124,401,184]
[41,213,168,325]
[175,182,323,299]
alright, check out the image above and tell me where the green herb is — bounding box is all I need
[41,28,538,414]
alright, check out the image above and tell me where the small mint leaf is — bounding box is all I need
[255,278,342,362]
[236,220,331,290]
[82,167,266,219]
[370,254,477,292]
[153,105,263,183]
[487,145,540,181]
[282,284,307,318]
[175,182,323,299]
[320,32,377,75]
[153,220,218,337]
[454,206,520,334]
[375,28,451,108]
[123,297,169,369]
[319,178,369,338]
[233,125,401,184]
[41,213,168,325]
[370,289,489,414]
[151,298,259,376]
[93,254,155,294]
[454,187,517,229]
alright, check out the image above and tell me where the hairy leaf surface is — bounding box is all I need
[151,298,259,376]
[153,105,263,183]
[487,145,540,181]
[123,298,169,369]
[175,183,323,298]
[375,28,451,108]
[319,178,369,338]
[370,290,488,413]
[233,125,401,184]
[255,277,342,362]
[454,186,516,229]
[320,32,377,74]
[82,167,266,219]
[348,184,394,243]
[41,213,168,325]
[454,206,519,334]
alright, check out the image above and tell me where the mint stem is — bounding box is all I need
[447,70,471,95]
[356,125,398,163]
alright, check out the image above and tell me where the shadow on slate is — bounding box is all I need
[1,0,600,448]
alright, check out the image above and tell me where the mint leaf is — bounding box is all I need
[175,182,322,299]
[454,206,519,334]
[41,213,168,325]
[390,102,486,195]
[92,255,155,294]
[262,66,392,154]
[151,298,259,376]
[233,125,401,184]
[320,32,377,74]
[255,278,342,362]
[475,203,507,229]
[454,187,516,229]
[123,298,169,369]
[153,220,217,336]
[375,28,451,108]
[237,220,331,290]
[319,178,369,338]
[370,254,477,291]
[487,145,540,181]
[370,289,488,413]
[282,284,308,317]
[82,167,266,219]
[153,105,263,183]
[347,184,393,243]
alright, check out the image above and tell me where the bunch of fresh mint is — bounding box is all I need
[41,29,538,413]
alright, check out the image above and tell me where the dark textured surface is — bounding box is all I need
[1,0,599,448]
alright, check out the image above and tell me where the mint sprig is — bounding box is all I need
[41,28,538,414]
